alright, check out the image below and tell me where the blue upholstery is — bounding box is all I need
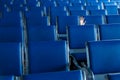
[0,27,22,42]
[68,25,97,49]
[89,10,107,15]
[0,42,22,76]
[108,73,120,80]
[25,7,45,17]
[57,16,79,34]
[51,10,68,25]
[85,5,100,10]
[70,10,89,16]
[85,15,106,25]
[28,41,69,74]
[27,0,38,6]
[0,76,14,80]
[106,15,120,24]
[27,26,56,42]
[57,2,71,6]
[0,12,21,26]
[105,5,118,15]
[26,16,49,26]
[99,24,120,40]
[68,6,84,11]
[87,40,120,74]
[23,70,84,80]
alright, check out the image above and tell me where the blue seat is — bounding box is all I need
[86,0,98,2]
[0,76,14,80]
[89,10,107,15]
[87,40,120,74]
[25,7,45,17]
[106,15,120,24]
[23,70,84,80]
[99,24,120,40]
[0,27,22,42]
[108,73,120,80]
[85,5,100,10]
[27,41,69,74]
[26,16,49,27]
[68,6,84,11]
[99,0,110,2]
[27,26,56,42]
[57,1,71,6]
[50,7,68,25]
[68,25,97,61]
[26,0,38,6]
[85,15,106,25]
[0,12,22,27]
[68,25,97,49]
[104,2,117,5]
[0,42,23,76]
[70,10,89,16]
[105,5,118,15]
[57,16,79,34]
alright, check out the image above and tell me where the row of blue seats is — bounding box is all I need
[1,0,120,6]
[0,41,85,80]
[0,70,84,80]
[0,4,118,14]
[1,39,120,80]
[67,24,120,61]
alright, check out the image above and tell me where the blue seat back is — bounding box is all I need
[85,5,100,10]
[0,76,14,80]
[68,25,97,49]
[0,12,22,27]
[85,15,106,25]
[87,40,120,74]
[99,24,120,40]
[27,26,56,42]
[70,10,89,16]
[23,70,84,80]
[26,16,49,26]
[0,42,22,76]
[57,16,79,34]
[105,5,118,15]
[108,73,120,80]
[89,10,107,15]
[0,27,22,42]
[28,41,69,74]
[106,15,120,24]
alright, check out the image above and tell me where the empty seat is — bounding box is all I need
[27,26,57,42]
[106,15,120,24]
[68,25,97,61]
[0,42,23,76]
[25,7,46,17]
[85,15,106,25]
[0,76,14,80]
[89,10,107,15]
[105,5,118,15]
[85,5,100,10]
[26,16,49,27]
[99,24,120,40]
[27,41,69,74]
[50,7,68,25]
[108,73,120,80]
[57,16,79,34]
[68,6,84,11]
[68,25,97,49]
[0,12,22,27]
[23,70,84,80]
[87,40,120,74]
[70,10,89,16]
[0,27,22,42]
